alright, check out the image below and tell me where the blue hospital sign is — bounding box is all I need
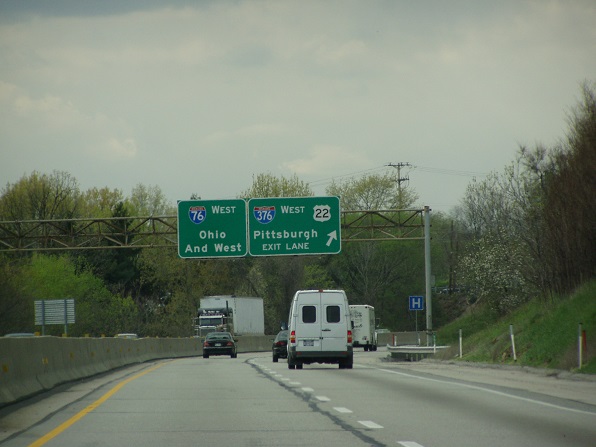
[409,296,424,311]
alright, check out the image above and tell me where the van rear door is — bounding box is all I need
[295,290,348,353]
[294,291,321,352]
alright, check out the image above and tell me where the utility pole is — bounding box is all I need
[387,162,411,207]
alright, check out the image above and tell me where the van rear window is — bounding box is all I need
[326,305,341,323]
[302,305,316,323]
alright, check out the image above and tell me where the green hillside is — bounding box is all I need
[435,280,596,373]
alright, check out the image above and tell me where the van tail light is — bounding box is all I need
[290,330,296,344]
[347,330,353,344]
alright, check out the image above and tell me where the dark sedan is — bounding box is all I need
[272,330,288,362]
[203,331,237,358]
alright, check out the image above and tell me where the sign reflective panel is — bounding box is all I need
[409,296,424,311]
[248,196,341,256]
[177,199,247,258]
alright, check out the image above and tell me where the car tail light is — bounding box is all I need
[203,341,209,347]
[290,330,296,343]
[226,341,233,346]
[347,330,353,344]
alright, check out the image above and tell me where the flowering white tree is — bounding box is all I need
[458,230,533,314]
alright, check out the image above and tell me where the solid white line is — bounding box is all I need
[376,367,595,416]
[333,407,353,413]
[398,442,425,447]
[358,420,383,429]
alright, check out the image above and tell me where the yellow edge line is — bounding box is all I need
[28,361,170,447]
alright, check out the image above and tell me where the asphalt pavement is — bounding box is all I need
[355,346,596,407]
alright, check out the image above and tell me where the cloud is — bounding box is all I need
[203,123,289,145]
[1,83,137,162]
[282,145,372,176]
[1,1,594,213]
[103,137,138,160]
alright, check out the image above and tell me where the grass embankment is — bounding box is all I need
[436,279,596,373]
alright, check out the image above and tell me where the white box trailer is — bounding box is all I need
[349,304,377,351]
[198,296,264,336]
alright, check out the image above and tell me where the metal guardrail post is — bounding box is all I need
[509,324,517,362]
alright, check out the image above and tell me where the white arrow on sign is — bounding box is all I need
[326,230,337,246]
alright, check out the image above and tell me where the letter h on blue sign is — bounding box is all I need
[409,296,424,311]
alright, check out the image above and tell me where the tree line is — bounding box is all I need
[1,82,594,337]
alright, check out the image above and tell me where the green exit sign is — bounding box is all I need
[177,199,247,259]
[248,196,341,256]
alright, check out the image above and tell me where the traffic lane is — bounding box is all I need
[0,361,162,443]
[253,352,596,447]
[2,355,377,447]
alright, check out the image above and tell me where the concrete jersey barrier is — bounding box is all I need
[0,332,401,407]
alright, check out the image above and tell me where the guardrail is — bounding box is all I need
[386,344,449,361]
[384,331,449,361]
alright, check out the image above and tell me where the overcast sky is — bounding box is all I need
[1,1,594,213]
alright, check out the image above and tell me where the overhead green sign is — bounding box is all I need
[177,199,247,258]
[248,196,341,256]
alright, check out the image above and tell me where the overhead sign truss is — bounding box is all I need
[0,208,426,252]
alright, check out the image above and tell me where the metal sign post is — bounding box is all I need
[409,296,424,346]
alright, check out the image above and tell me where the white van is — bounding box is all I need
[287,289,353,369]
[349,304,377,351]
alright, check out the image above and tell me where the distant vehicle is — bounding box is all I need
[115,333,138,339]
[194,296,264,337]
[287,289,353,369]
[272,330,288,362]
[202,331,237,359]
[349,304,377,351]
[3,333,35,337]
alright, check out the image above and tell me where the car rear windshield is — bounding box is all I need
[207,333,231,340]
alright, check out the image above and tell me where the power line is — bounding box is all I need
[306,163,488,192]
[413,165,488,177]
[308,165,388,187]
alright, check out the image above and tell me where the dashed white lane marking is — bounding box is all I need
[358,420,383,429]
[301,387,314,393]
[316,395,330,402]
[398,442,425,447]
[333,407,353,413]
[289,381,301,386]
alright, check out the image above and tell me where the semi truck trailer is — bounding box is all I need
[195,296,264,337]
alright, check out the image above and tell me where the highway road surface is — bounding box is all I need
[1,348,595,447]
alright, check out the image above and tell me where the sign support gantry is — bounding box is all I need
[0,208,427,252]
